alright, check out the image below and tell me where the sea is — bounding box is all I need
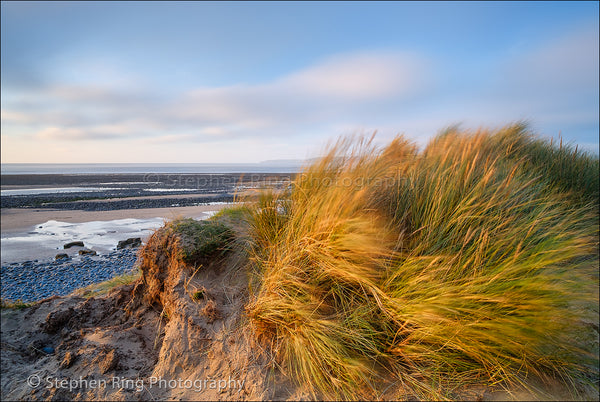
[1,162,303,175]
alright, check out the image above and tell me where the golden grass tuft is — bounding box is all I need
[244,125,599,400]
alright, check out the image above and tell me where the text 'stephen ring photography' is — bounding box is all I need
[1,2,598,401]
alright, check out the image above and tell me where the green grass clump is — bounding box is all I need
[244,125,599,399]
[0,299,33,309]
[191,289,205,300]
[488,123,599,208]
[210,205,252,222]
[74,270,141,298]
[171,218,234,264]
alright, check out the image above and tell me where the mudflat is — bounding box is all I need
[0,172,292,187]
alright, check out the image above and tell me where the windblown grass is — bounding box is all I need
[73,270,141,298]
[244,124,599,400]
[487,123,599,208]
[380,127,598,398]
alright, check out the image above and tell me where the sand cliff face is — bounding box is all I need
[1,222,304,401]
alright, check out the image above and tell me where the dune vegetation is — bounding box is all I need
[231,123,598,400]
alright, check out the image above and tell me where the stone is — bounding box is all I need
[78,249,97,256]
[64,241,85,249]
[55,253,69,261]
[117,237,142,250]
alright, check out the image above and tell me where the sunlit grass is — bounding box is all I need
[244,124,599,399]
[73,269,141,298]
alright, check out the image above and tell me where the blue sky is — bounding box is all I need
[1,1,598,163]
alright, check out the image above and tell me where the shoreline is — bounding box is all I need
[0,172,255,294]
[1,172,293,187]
[0,172,286,210]
[0,204,233,265]
[1,204,230,233]
[1,203,233,301]
[1,248,139,303]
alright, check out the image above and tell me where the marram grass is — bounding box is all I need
[242,125,598,400]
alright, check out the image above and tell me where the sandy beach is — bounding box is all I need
[0,172,286,264]
[0,204,229,233]
[0,204,232,264]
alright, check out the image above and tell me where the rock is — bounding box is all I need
[117,237,142,250]
[42,346,55,354]
[60,351,76,369]
[64,241,85,249]
[55,253,70,261]
[78,249,97,256]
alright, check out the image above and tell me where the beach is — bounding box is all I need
[0,205,229,263]
[1,204,227,233]
[1,172,291,229]
[0,172,290,301]
[0,204,230,302]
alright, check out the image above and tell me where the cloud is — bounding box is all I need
[35,124,136,141]
[278,51,428,100]
[507,26,599,94]
[2,38,597,162]
[1,109,32,123]
[498,27,598,146]
[147,134,196,144]
[3,50,432,147]
[482,25,598,118]
[48,85,139,103]
[167,51,431,134]
[147,127,230,144]
[409,25,600,148]
[35,127,87,141]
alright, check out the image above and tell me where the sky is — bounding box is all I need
[1,1,598,163]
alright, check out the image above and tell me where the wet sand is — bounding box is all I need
[1,204,231,234]
[0,172,271,263]
[1,204,233,264]
[1,172,292,187]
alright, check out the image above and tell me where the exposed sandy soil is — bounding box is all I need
[1,220,306,401]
